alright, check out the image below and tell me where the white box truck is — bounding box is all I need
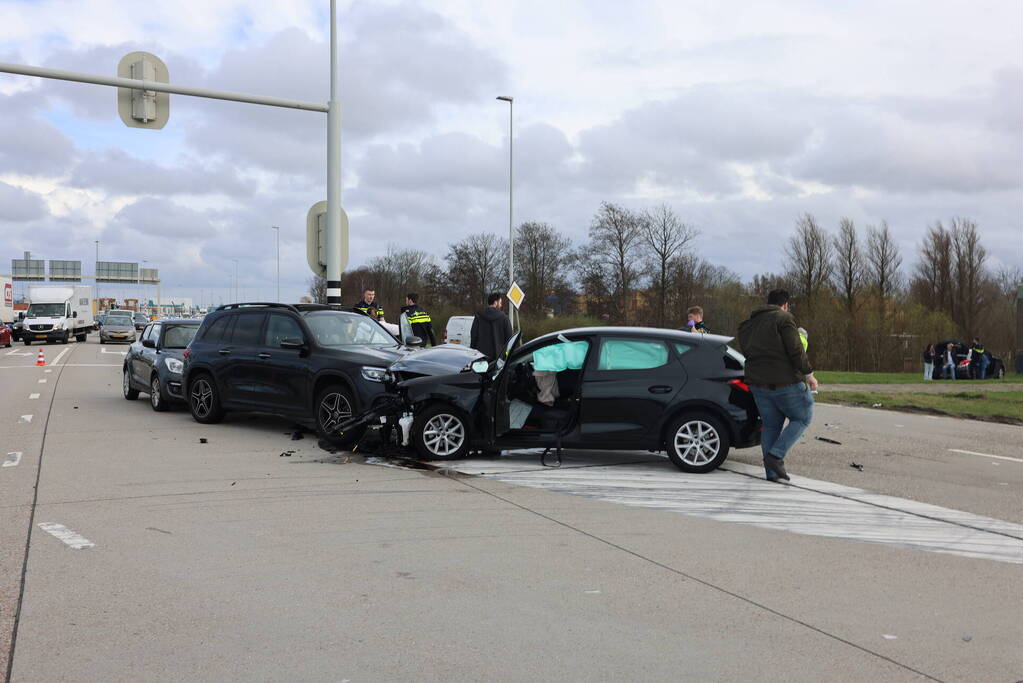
[1,276,13,325]
[23,285,94,345]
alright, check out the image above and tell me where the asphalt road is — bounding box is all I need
[2,338,1022,681]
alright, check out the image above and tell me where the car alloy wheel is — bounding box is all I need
[151,376,168,412]
[422,413,466,457]
[674,420,720,467]
[123,368,139,400]
[191,378,213,418]
[318,391,353,435]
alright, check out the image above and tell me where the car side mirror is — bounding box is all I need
[280,338,305,350]
[404,335,422,346]
[72,311,78,318]
[471,359,490,374]
[142,339,156,348]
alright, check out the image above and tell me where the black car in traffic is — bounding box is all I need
[123,319,201,411]
[347,327,761,472]
[181,303,480,447]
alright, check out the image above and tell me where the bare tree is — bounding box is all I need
[911,222,954,311]
[445,232,508,310]
[832,218,864,314]
[641,204,698,327]
[865,220,903,302]
[784,213,833,313]
[307,275,327,304]
[513,222,573,317]
[949,217,987,335]
[585,202,645,324]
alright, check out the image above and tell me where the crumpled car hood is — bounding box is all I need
[389,343,483,377]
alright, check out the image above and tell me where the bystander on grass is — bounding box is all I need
[816,390,1023,424]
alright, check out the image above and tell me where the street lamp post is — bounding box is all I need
[232,259,239,303]
[94,240,100,306]
[496,95,515,331]
[272,226,280,302]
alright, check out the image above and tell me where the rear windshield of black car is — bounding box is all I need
[304,312,396,347]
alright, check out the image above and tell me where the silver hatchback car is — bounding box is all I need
[100,314,137,344]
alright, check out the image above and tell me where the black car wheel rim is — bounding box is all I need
[674,420,720,466]
[318,392,353,434]
[422,414,465,456]
[151,378,161,408]
[191,379,213,418]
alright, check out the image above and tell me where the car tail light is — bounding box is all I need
[182,349,190,359]
[728,379,750,392]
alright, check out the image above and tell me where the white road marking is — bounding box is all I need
[38,379,46,383]
[3,452,22,467]
[51,347,70,365]
[100,347,127,356]
[949,448,1023,464]
[44,369,52,373]
[38,523,95,549]
[5,349,32,357]
[399,451,1023,565]
[29,393,39,399]
[19,415,33,423]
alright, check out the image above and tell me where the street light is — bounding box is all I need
[496,95,515,331]
[94,240,100,305]
[271,226,280,302]
[232,259,239,303]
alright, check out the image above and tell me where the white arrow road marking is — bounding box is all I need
[51,347,70,365]
[949,448,1023,464]
[38,523,95,549]
[19,415,32,423]
[392,451,1023,566]
[5,349,32,356]
[29,393,39,399]
[100,347,127,356]
[3,452,22,467]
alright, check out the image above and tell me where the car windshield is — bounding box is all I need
[162,325,198,349]
[107,316,132,327]
[27,303,64,317]
[304,313,396,347]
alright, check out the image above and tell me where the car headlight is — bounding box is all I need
[165,358,184,374]
[361,366,390,383]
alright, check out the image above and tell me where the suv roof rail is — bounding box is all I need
[292,303,335,312]
[214,302,300,313]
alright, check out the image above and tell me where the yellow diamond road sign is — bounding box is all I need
[507,282,525,309]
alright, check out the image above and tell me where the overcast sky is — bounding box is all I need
[2,0,1022,306]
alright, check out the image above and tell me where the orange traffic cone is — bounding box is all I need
[36,348,45,367]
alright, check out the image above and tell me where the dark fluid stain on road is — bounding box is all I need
[145,527,172,535]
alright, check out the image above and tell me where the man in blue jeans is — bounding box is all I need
[737,289,818,482]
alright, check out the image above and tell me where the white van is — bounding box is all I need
[24,285,94,344]
[444,315,474,346]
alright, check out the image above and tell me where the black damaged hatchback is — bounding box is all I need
[347,327,762,472]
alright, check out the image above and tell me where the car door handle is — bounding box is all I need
[218,349,231,355]
[258,352,271,359]
[648,385,673,394]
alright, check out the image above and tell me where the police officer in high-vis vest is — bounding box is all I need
[400,292,436,347]
[353,288,384,321]
[969,337,989,379]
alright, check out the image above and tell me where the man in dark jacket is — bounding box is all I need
[400,292,436,347]
[736,289,819,482]
[470,293,513,360]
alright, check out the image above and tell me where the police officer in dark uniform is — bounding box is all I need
[400,292,436,347]
[353,288,384,321]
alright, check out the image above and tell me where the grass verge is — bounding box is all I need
[816,390,1023,425]
[815,371,1013,384]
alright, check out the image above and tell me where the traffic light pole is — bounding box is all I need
[325,0,343,307]
[0,0,345,305]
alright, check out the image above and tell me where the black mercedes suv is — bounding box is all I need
[181,303,478,447]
